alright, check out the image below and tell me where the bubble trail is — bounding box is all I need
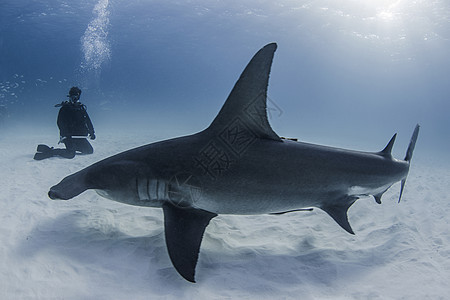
[81,0,111,71]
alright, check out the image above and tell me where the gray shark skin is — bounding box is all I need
[48,43,420,283]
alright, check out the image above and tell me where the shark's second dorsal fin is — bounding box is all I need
[207,43,281,141]
[378,133,397,158]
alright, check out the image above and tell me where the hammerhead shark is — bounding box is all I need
[48,43,419,282]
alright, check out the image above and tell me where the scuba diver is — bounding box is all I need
[34,86,96,160]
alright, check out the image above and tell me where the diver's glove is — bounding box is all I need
[89,133,96,140]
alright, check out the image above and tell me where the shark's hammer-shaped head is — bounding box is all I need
[48,170,88,201]
[48,159,167,207]
[48,156,202,210]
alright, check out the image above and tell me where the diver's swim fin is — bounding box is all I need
[33,144,75,160]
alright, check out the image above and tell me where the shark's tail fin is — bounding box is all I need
[399,124,420,202]
[404,124,420,162]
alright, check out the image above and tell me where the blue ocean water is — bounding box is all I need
[1,0,449,159]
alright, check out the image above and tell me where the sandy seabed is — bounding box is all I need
[1,129,449,299]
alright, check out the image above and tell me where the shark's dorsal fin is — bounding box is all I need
[321,198,356,235]
[162,202,217,283]
[207,43,281,141]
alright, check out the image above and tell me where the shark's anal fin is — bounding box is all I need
[374,187,390,205]
[321,198,356,235]
[374,193,383,204]
[162,202,217,283]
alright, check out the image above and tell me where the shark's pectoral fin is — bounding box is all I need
[162,202,217,283]
[320,198,356,235]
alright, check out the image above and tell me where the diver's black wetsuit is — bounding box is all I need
[34,99,95,160]
[57,100,95,155]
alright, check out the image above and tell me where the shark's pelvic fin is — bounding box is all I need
[207,43,281,141]
[162,202,217,283]
[321,198,356,235]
